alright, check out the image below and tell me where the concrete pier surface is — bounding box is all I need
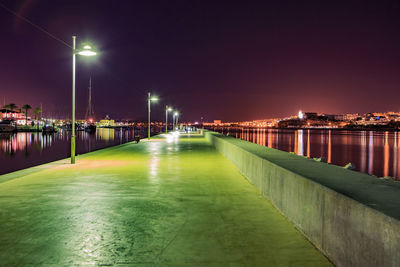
[0,133,331,266]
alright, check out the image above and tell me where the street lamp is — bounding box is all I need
[165,105,173,133]
[71,36,97,164]
[173,111,179,131]
[176,112,179,129]
[147,92,158,139]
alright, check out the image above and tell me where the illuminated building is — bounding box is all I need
[98,115,115,127]
[0,109,29,125]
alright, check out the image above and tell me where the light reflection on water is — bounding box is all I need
[0,128,154,175]
[212,127,400,180]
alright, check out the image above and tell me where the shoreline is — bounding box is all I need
[0,125,135,133]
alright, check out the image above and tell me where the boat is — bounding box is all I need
[0,119,16,132]
[84,124,96,133]
[42,124,56,133]
[60,124,72,131]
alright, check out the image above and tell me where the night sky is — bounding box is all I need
[1,0,400,122]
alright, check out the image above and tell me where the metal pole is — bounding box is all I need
[172,114,175,131]
[71,36,76,164]
[165,105,168,134]
[176,115,179,130]
[148,92,151,140]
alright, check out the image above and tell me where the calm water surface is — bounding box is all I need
[4,127,400,180]
[0,127,157,175]
[211,127,400,180]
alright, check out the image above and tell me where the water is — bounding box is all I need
[0,127,160,175]
[209,127,400,180]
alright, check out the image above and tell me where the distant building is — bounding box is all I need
[324,114,335,121]
[387,114,400,121]
[334,114,346,121]
[98,115,115,127]
[0,109,28,125]
[98,119,115,127]
[213,120,222,125]
[304,112,318,120]
[278,119,306,128]
[344,113,361,121]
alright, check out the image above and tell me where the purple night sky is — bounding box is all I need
[1,0,400,122]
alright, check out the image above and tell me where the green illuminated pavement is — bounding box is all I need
[0,133,332,266]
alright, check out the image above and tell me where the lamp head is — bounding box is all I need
[149,96,159,102]
[167,107,173,111]
[77,43,97,56]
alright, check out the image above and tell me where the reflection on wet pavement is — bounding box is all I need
[0,133,331,266]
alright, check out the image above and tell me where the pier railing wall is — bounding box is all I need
[205,130,400,267]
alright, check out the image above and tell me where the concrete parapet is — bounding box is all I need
[205,131,400,267]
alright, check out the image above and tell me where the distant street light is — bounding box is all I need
[147,92,158,139]
[165,105,173,133]
[176,112,179,129]
[71,36,97,164]
[172,111,175,130]
[173,111,179,131]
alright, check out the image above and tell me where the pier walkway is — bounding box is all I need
[0,133,331,266]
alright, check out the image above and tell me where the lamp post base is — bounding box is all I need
[71,135,76,164]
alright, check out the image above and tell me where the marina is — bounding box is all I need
[0,127,159,175]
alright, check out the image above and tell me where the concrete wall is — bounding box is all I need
[205,131,400,267]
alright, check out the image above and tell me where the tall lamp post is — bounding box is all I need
[165,105,172,133]
[172,111,175,130]
[173,111,179,131]
[147,92,159,139]
[71,36,97,164]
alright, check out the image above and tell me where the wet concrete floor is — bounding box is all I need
[0,133,332,266]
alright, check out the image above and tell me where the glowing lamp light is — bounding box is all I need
[167,107,173,111]
[78,50,97,56]
[150,96,159,102]
[77,44,97,56]
[298,110,304,119]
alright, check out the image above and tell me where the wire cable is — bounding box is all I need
[0,1,72,48]
[0,1,176,119]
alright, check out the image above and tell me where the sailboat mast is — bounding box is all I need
[88,77,92,119]
[86,77,94,121]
